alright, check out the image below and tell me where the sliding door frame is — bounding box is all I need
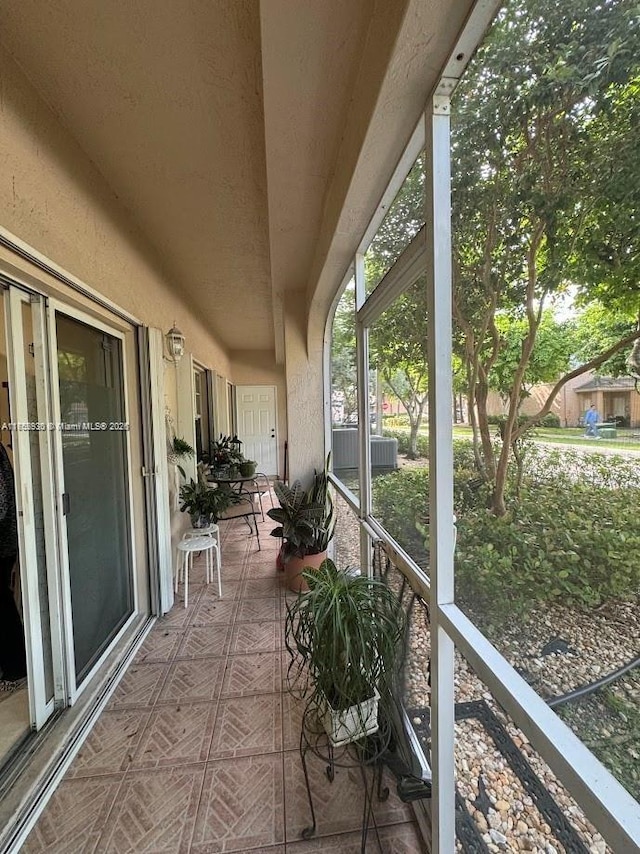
[47,298,138,703]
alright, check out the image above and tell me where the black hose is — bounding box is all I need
[547,655,640,709]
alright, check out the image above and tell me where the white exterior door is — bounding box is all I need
[236,385,277,475]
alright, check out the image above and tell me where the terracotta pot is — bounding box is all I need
[285,551,327,593]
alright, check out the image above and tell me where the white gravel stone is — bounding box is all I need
[489,828,508,847]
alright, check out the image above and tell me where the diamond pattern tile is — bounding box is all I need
[209,693,282,759]
[201,579,243,601]
[158,657,226,704]
[191,754,285,853]
[22,774,123,853]
[218,558,246,580]
[220,544,247,561]
[285,823,426,853]
[221,651,281,698]
[230,621,281,654]
[131,701,217,768]
[176,625,230,660]
[107,662,168,710]
[284,749,412,841]
[244,555,279,579]
[243,576,281,599]
[236,597,279,623]
[218,543,247,561]
[136,628,184,663]
[282,650,310,696]
[98,765,204,853]
[191,598,238,626]
[68,709,150,777]
[282,692,307,751]
[183,560,212,587]
[24,517,429,854]
[156,595,202,627]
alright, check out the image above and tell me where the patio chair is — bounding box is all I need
[244,472,273,521]
[217,495,261,549]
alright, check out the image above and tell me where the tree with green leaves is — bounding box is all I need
[369,278,429,458]
[571,303,637,376]
[330,287,357,425]
[452,0,640,514]
[490,310,575,403]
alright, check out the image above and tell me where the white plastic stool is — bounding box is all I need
[183,523,219,541]
[181,524,221,596]
[175,536,221,607]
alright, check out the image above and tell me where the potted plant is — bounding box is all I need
[267,456,335,592]
[285,559,404,746]
[179,464,239,527]
[238,459,257,477]
[210,434,245,477]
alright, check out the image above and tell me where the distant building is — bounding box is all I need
[486,372,640,428]
[573,375,639,428]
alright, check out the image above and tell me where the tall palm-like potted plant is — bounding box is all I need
[285,559,404,746]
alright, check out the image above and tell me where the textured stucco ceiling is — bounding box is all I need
[0,0,475,355]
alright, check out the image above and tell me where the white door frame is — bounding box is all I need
[47,299,138,703]
[4,286,63,727]
[139,326,173,615]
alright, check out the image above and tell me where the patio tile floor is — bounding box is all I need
[23,514,425,852]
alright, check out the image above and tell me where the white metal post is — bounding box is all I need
[355,253,372,576]
[425,93,456,852]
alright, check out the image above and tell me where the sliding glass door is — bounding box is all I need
[51,306,134,691]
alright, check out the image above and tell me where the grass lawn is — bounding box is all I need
[443,424,640,451]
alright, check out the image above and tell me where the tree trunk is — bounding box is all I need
[491,440,511,517]
[475,379,496,480]
[408,418,419,459]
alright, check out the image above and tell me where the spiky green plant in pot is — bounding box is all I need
[284,558,404,746]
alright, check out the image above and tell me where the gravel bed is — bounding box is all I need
[478,599,640,699]
[406,619,622,853]
[331,484,639,851]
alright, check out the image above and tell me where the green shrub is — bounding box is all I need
[452,439,478,471]
[373,468,429,565]
[381,427,428,457]
[540,412,561,428]
[383,414,410,428]
[486,413,561,430]
[372,442,488,568]
[371,446,640,619]
[456,482,640,613]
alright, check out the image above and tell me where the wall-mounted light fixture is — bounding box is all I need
[165,322,185,364]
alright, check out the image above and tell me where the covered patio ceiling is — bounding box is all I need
[0,0,473,357]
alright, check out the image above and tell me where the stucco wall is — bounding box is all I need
[284,291,326,483]
[0,45,229,378]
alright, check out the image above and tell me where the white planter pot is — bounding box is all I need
[320,689,380,747]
